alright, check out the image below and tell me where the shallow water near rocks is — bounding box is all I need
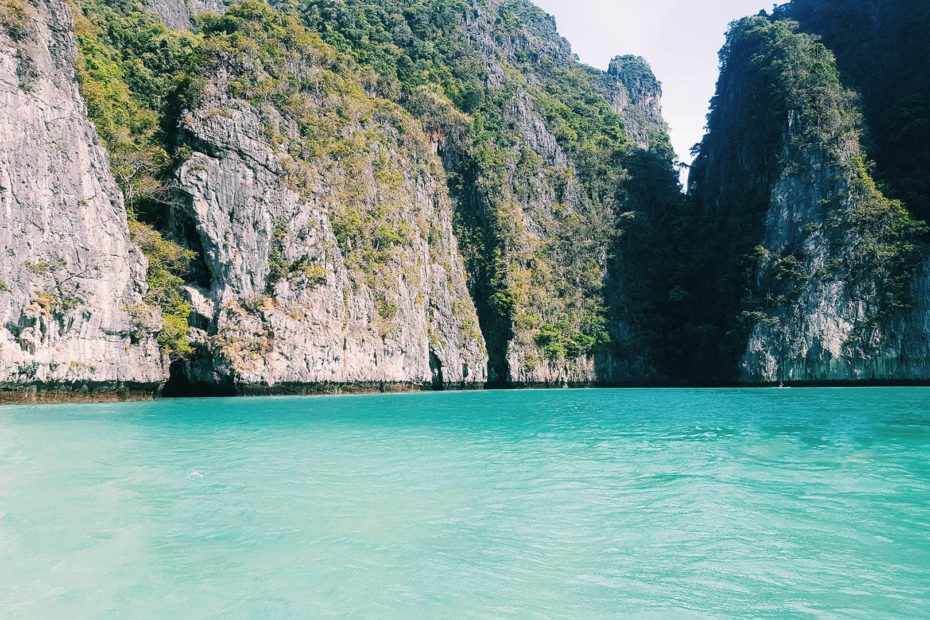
[1,388,929,618]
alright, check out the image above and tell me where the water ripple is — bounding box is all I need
[1,388,929,618]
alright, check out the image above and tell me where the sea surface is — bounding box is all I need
[1,388,929,618]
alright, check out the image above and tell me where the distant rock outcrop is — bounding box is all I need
[148,0,226,30]
[607,55,668,150]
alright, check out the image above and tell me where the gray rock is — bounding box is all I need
[740,113,930,383]
[147,0,226,30]
[0,0,164,397]
[607,55,668,150]
[175,88,488,391]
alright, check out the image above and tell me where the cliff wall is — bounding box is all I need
[687,16,929,384]
[0,0,164,401]
[169,7,487,392]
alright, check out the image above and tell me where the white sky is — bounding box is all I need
[532,0,776,165]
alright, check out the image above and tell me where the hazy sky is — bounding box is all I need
[532,0,775,165]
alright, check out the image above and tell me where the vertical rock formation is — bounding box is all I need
[607,55,668,150]
[169,5,487,394]
[775,0,930,224]
[0,0,686,399]
[0,0,164,400]
[297,0,676,386]
[686,15,930,384]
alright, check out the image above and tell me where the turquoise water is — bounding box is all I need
[1,389,929,618]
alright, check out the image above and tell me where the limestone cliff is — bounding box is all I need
[0,0,687,399]
[775,0,930,224]
[297,0,671,386]
[0,0,164,400]
[7,0,928,397]
[168,5,487,393]
[607,55,668,151]
[460,6,662,386]
[741,117,930,383]
[687,15,929,384]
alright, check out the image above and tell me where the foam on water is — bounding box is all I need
[1,388,929,618]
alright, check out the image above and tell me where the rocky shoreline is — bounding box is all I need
[6,378,930,406]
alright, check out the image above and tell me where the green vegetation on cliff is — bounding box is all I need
[72,0,200,359]
[195,2,446,287]
[128,220,196,358]
[675,15,926,382]
[775,0,930,223]
[295,0,664,382]
[72,0,199,213]
[68,0,679,384]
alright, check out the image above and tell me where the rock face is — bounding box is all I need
[775,0,930,224]
[123,0,672,392]
[0,0,164,400]
[741,119,930,383]
[148,0,225,30]
[396,0,665,387]
[607,55,668,150]
[688,15,930,384]
[5,0,928,398]
[0,0,676,400]
[169,9,487,393]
